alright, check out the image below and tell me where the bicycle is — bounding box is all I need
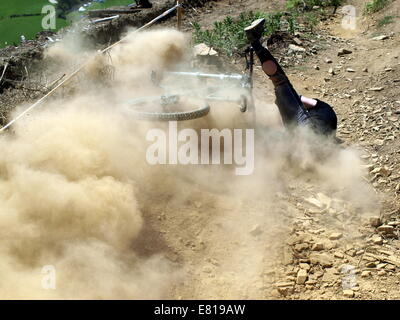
[122,46,256,122]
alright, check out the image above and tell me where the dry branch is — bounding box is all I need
[0,62,9,86]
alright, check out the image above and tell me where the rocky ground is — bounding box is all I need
[161,0,400,300]
[279,5,400,298]
[260,0,400,299]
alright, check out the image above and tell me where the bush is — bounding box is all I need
[364,0,391,13]
[192,2,337,56]
[303,12,319,30]
[377,15,396,26]
[286,0,343,11]
[193,11,293,55]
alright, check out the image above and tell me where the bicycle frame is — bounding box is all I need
[124,47,257,122]
[152,47,256,113]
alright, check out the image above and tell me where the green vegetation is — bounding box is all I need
[364,0,391,13]
[192,0,341,57]
[0,16,69,47]
[0,0,136,48]
[377,15,396,27]
[193,11,290,56]
[0,0,68,48]
[286,0,343,11]
[0,0,47,17]
[303,11,319,31]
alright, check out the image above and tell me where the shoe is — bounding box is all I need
[244,18,266,43]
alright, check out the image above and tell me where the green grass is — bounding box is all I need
[0,0,69,48]
[0,16,69,47]
[0,0,48,17]
[377,15,396,27]
[303,11,319,31]
[286,0,343,11]
[0,0,136,48]
[364,0,391,13]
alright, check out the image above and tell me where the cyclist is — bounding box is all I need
[245,18,338,137]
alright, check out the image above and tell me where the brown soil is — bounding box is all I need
[159,0,400,300]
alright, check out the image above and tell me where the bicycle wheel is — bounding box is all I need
[124,94,210,121]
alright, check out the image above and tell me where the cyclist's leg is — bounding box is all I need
[252,40,310,128]
[246,19,340,138]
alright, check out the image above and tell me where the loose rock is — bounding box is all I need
[295,243,309,252]
[343,289,354,298]
[361,270,371,278]
[338,48,352,56]
[312,242,324,251]
[310,253,334,267]
[334,251,344,259]
[289,44,306,52]
[377,225,395,234]
[293,37,302,45]
[368,87,384,92]
[275,281,295,287]
[329,232,343,240]
[296,269,308,285]
[371,235,383,245]
[372,35,389,41]
[299,263,311,270]
[369,216,381,227]
[194,43,218,56]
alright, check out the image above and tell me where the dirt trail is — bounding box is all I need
[159,0,400,299]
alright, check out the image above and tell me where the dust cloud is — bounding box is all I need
[0,28,379,299]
